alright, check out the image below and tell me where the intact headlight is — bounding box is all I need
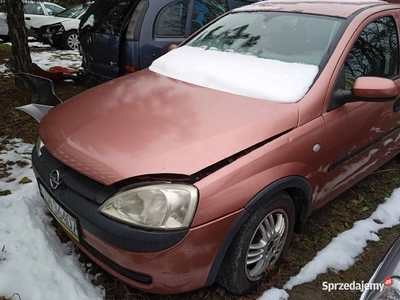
[99,184,198,230]
[366,277,400,300]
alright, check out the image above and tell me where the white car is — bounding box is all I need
[31,3,90,50]
[0,1,64,41]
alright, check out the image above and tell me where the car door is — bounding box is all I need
[317,13,400,208]
[23,2,55,28]
[82,0,140,79]
[138,0,231,69]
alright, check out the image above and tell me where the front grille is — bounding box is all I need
[41,147,116,204]
[33,145,188,253]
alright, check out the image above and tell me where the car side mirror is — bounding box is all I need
[352,77,398,102]
[167,44,178,52]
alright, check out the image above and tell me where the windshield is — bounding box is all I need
[56,4,87,18]
[150,12,345,103]
[186,11,344,67]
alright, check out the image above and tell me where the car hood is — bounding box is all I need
[31,17,72,28]
[39,70,299,186]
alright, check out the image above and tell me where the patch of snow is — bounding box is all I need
[0,49,81,73]
[29,41,51,48]
[150,45,318,103]
[257,188,400,299]
[31,50,81,70]
[0,138,104,300]
[0,64,7,73]
[258,288,289,300]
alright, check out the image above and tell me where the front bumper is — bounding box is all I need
[33,26,63,47]
[32,145,240,294]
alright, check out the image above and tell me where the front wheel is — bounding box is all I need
[63,31,79,50]
[217,191,295,295]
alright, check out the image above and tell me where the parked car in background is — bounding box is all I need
[0,1,64,41]
[360,236,400,299]
[79,0,258,86]
[30,0,400,296]
[31,3,92,50]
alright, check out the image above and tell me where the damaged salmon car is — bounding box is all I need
[24,0,400,296]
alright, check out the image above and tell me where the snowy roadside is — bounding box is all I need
[0,138,104,300]
[258,189,400,300]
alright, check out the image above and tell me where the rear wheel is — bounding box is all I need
[217,191,295,295]
[63,31,79,50]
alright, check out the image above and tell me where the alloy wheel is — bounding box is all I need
[245,208,289,280]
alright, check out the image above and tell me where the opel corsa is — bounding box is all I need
[32,0,400,295]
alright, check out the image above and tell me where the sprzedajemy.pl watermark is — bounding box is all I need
[322,281,386,293]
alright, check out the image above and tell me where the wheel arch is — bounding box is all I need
[205,176,312,286]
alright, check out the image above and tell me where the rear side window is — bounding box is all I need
[24,3,44,15]
[345,16,399,89]
[190,0,229,34]
[91,0,139,35]
[154,0,189,37]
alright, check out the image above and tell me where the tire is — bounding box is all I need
[217,191,295,295]
[63,31,79,50]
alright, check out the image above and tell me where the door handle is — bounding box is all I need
[393,98,400,112]
[25,17,31,20]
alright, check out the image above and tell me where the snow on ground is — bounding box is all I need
[4,41,51,49]
[258,189,400,300]
[0,139,104,300]
[30,50,81,70]
[0,45,81,75]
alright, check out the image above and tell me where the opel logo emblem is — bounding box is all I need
[49,169,61,190]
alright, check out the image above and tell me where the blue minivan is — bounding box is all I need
[79,0,257,86]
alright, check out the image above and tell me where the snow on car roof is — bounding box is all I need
[149,46,319,103]
[233,0,387,18]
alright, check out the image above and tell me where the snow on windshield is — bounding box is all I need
[149,46,319,103]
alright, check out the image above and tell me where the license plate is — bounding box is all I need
[38,181,79,241]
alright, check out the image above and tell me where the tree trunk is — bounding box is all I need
[5,0,32,73]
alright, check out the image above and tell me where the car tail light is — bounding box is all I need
[124,66,137,73]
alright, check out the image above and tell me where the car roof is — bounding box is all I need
[233,0,399,18]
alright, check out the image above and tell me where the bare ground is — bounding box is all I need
[1,42,400,300]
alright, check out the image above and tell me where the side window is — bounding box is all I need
[345,16,399,89]
[44,4,64,16]
[24,3,45,15]
[190,0,229,34]
[154,0,189,37]
[91,1,136,35]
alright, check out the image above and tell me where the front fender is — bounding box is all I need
[205,175,312,286]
